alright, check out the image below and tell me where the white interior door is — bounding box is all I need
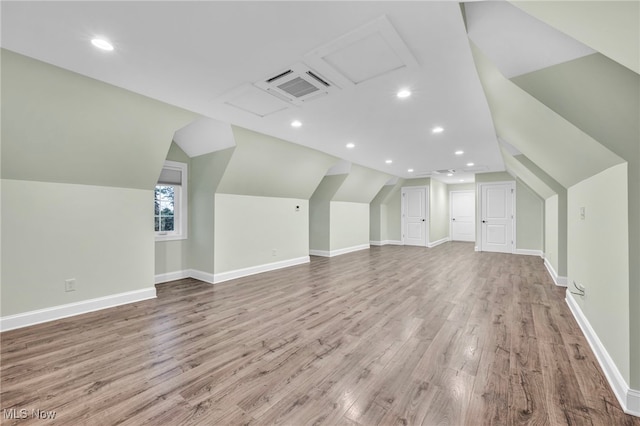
[450,191,475,242]
[402,186,428,246]
[480,183,514,253]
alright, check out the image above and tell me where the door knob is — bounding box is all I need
[482,220,487,223]
[421,219,426,222]
[452,218,456,221]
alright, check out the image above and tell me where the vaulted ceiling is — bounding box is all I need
[1,1,634,185]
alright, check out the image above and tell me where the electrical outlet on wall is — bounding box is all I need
[580,206,586,220]
[272,249,277,257]
[65,279,76,292]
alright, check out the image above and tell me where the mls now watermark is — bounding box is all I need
[3,408,57,420]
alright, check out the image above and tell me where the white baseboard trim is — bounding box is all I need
[544,257,567,287]
[213,256,310,284]
[189,269,215,284]
[628,389,640,417]
[310,244,370,258]
[428,237,450,248]
[370,240,404,246]
[0,287,156,332]
[566,291,640,417]
[515,249,544,257]
[154,270,190,284]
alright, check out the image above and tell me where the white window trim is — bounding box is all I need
[155,160,188,242]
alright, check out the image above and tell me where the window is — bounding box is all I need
[155,161,187,241]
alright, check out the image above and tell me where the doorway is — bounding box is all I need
[450,190,475,242]
[479,182,515,253]
[401,186,428,246]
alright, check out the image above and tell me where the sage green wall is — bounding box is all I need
[155,142,191,276]
[371,183,401,242]
[332,165,391,203]
[370,185,395,242]
[510,1,639,74]
[165,141,191,163]
[515,180,543,252]
[309,174,347,252]
[447,183,476,192]
[429,179,450,242]
[470,42,623,189]
[501,147,556,199]
[310,165,389,252]
[1,180,154,316]
[475,172,513,183]
[1,49,198,189]
[545,195,559,277]
[403,178,430,187]
[214,194,308,274]
[1,50,197,318]
[330,202,370,251]
[386,184,403,242]
[514,154,567,276]
[568,163,630,383]
[511,52,640,387]
[188,148,234,274]
[218,126,337,199]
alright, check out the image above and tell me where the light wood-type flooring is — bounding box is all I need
[1,243,638,425]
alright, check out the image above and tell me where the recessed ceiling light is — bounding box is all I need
[346,142,355,149]
[91,38,114,51]
[459,179,465,182]
[397,89,411,99]
[408,168,414,173]
[385,159,393,164]
[432,126,444,133]
[455,150,464,155]
[466,162,474,167]
[447,173,453,177]
[291,120,302,128]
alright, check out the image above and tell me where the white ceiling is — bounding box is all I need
[1,1,513,184]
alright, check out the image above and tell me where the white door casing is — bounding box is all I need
[402,186,428,246]
[480,182,514,253]
[450,190,475,242]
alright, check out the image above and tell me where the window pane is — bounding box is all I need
[161,216,174,232]
[155,185,176,233]
[160,201,174,215]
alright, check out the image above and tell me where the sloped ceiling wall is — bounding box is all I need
[511,53,639,165]
[510,1,640,74]
[332,164,392,204]
[1,49,199,190]
[500,147,556,200]
[469,42,623,188]
[371,180,403,206]
[216,126,338,199]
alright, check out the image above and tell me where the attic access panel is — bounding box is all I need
[305,15,419,88]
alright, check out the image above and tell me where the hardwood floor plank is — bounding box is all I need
[1,243,638,425]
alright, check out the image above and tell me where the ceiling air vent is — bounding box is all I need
[277,76,319,98]
[255,63,339,106]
